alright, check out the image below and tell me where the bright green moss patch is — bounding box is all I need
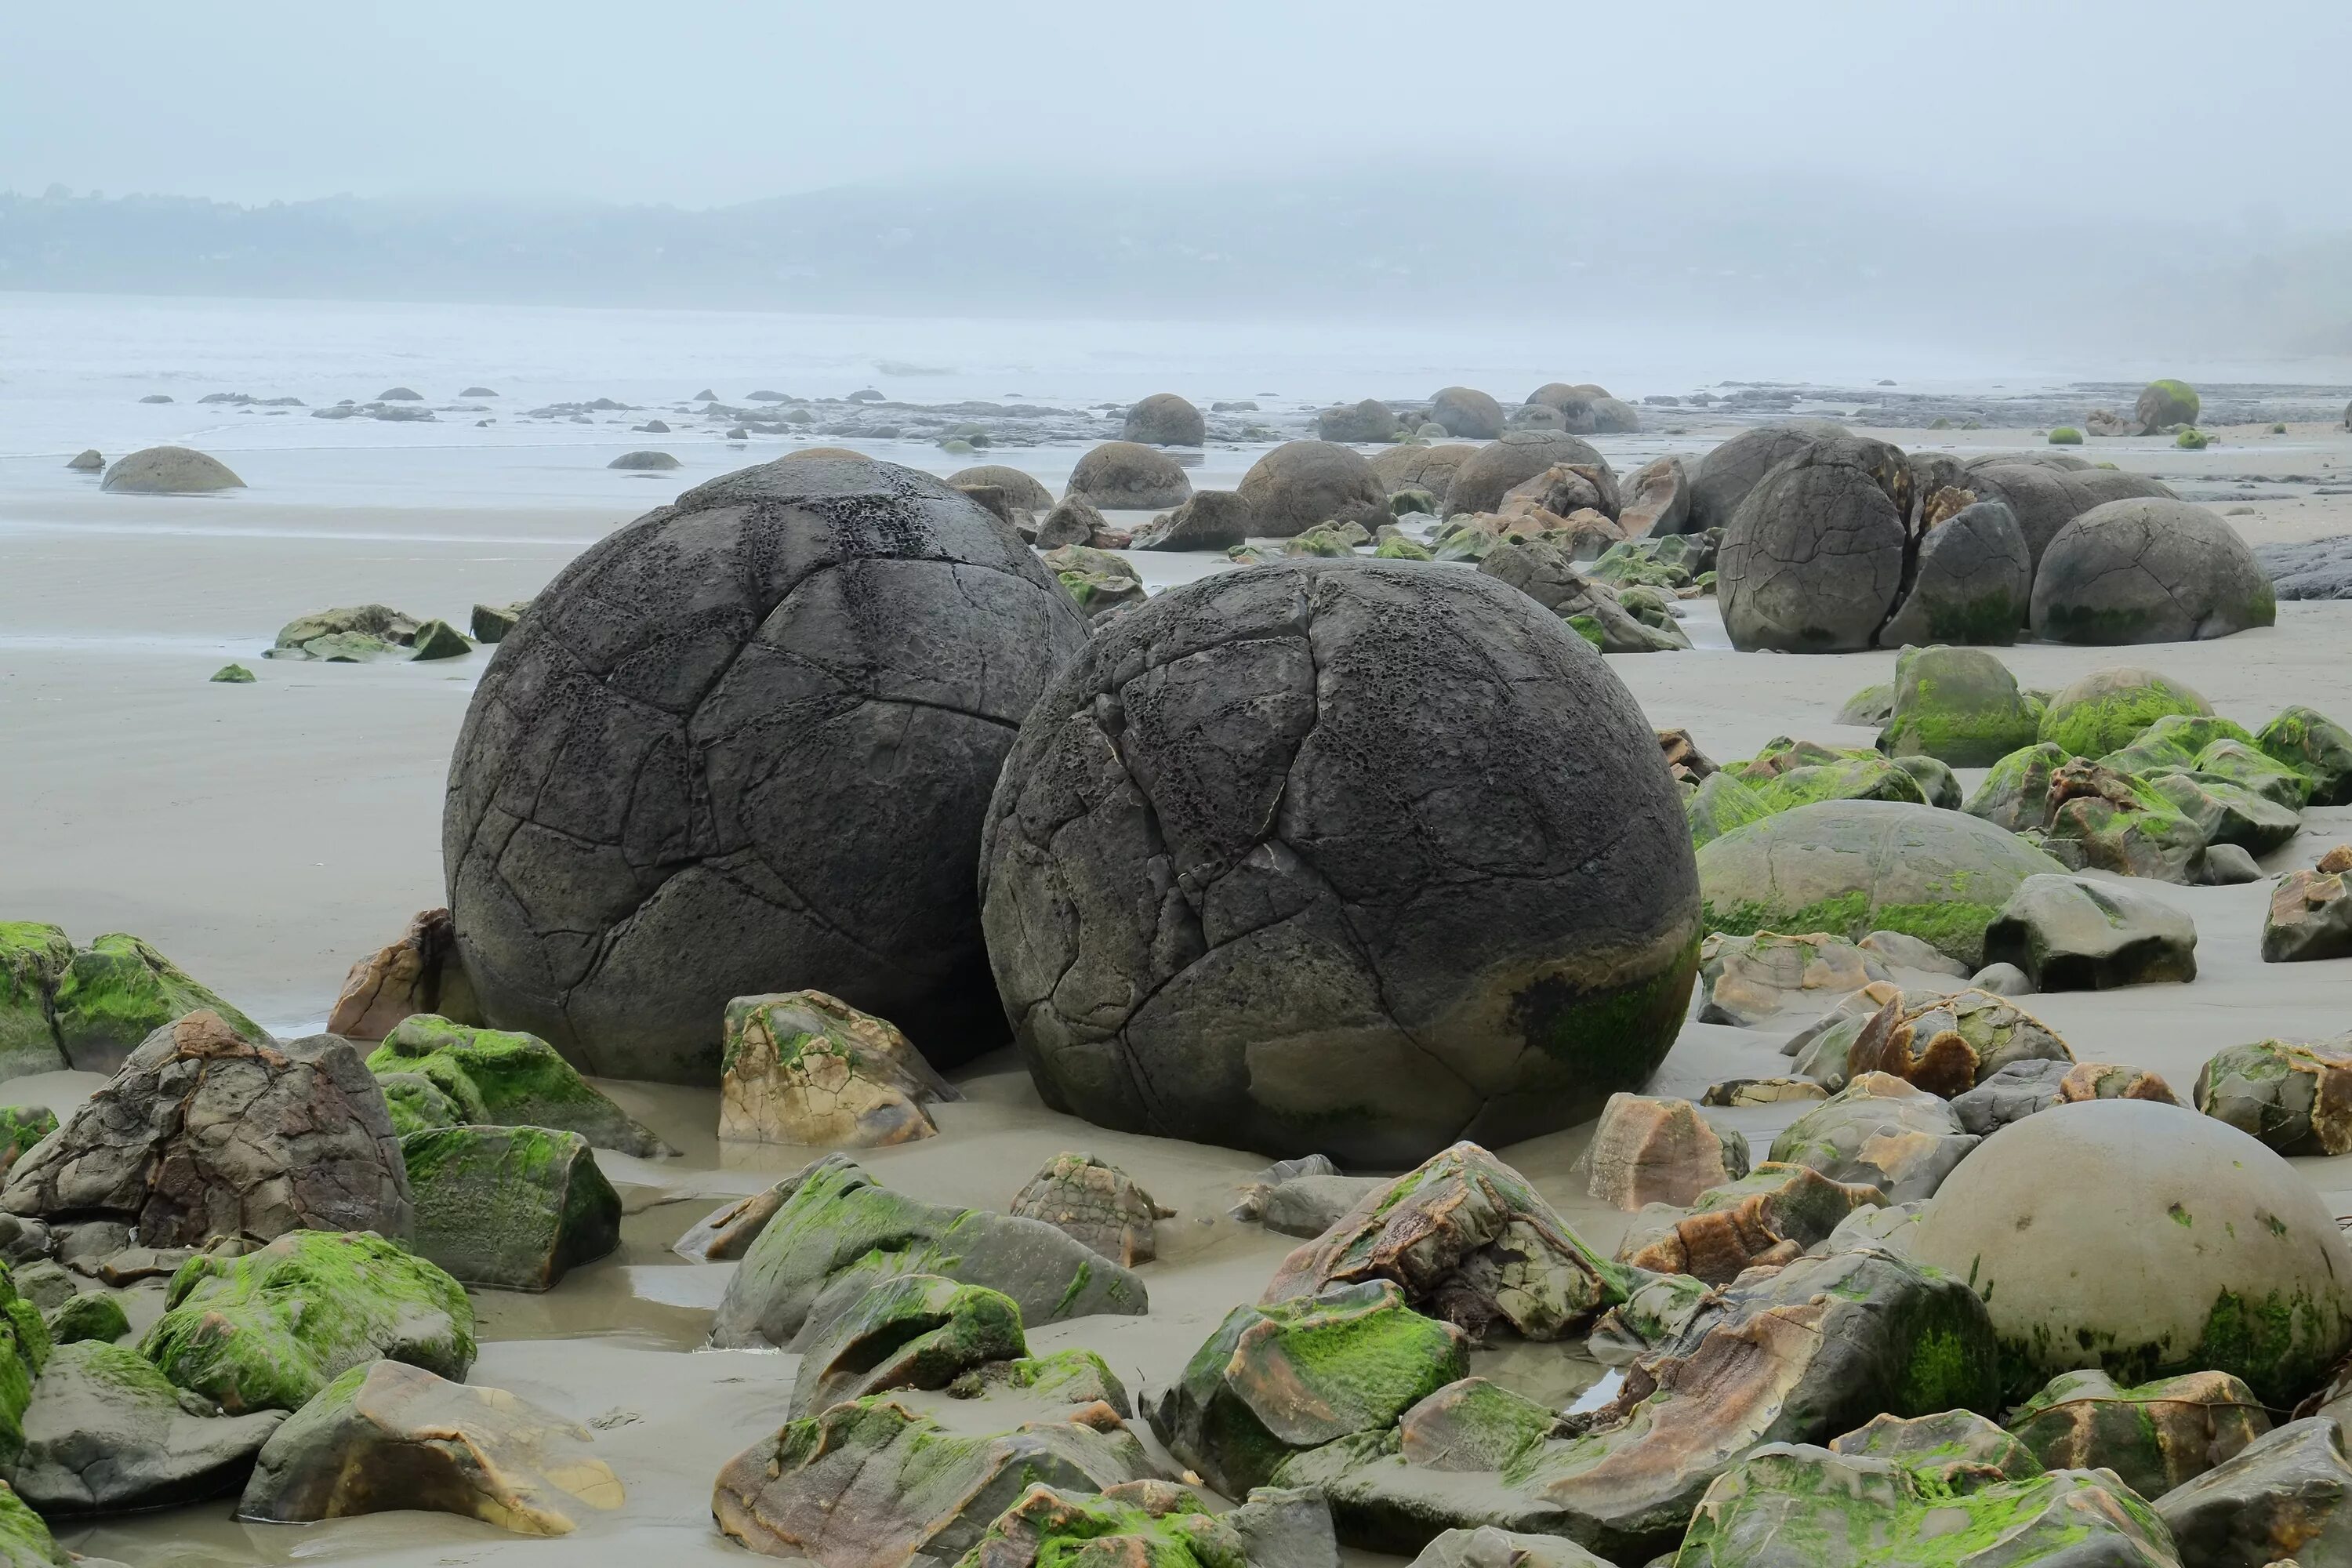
[51,933,263,1069]
[368,1014,666,1156]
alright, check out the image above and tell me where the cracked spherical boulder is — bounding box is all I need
[1876,499,2033,648]
[1068,441,1193,511]
[1685,420,1848,534]
[443,456,1089,1082]
[977,561,1703,1166]
[2031,497,2277,644]
[1719,436,1915,652]
[1237,440,1387,538]
[1962,459,2174,567]
[946,464,1054,513]
[1443,431,1611,517]
[1912,1098,2352,1406]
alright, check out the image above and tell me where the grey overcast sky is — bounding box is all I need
[5,0,2344,212]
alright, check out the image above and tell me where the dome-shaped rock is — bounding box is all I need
[1718,436,1914,652]
[1963,461,2175,567]
[1369,443,1478,509]
[2031,498,2275,644]
[1686,422,1847,533]
[101,445,245,494]
[608,450,679,470]
[946,464,1054,514]
[1066,441,1192,512]
[1236,441,1386,538]
[1877,499,2032,648]
[1444,431,1610,517]
[1121,393,1205,447]
[1427,387,1504,441]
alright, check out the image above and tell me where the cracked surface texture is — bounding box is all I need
[1236,440,1388,538]
[1878,499,2032,648]
[1443,431,1611,517]
[1685,421,1846,533]
[2031,496,2277,645]
[443,456,1089,1082]
[978,561,1700,1166]
[1719,437,1914,653]
[1962,459,2174,567]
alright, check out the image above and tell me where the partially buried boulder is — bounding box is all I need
[326,907,476,1042]
[1876,644,2041,766]
[365,1012,670,1156]
[1009,1152,1171,1266]
[1134,489,1250,551]
[2135,378,2200,433]
[49,931,263,1075]
[400,1125,620,1291]
[1685,422,1846,534]
[1912,1098,2352,1405]
[2038,665,2212,756]
[2258,703,2352,804]
[978,561,1702,1166]
[1034,492,1106,549]
[607,449,678,470]
[4,1012,410,1247]
[65,450,101,472]
[442,455,1089,1082]
[1067,441,1192,511]
[1368,443,1477,508]
[10,1339,284,1514]
[2031,498,2275,644]
[100,446,245,494]
[238,1359,621,1534]
[946,464,1054,514]
[720,990,957,1149]
[1980,873,2197,990]
[1875,499,2033,648]
[2005,1367,2266,1500]
[708,1153,1145,1350]
[1718,437,1913,652]
[408,619,470,659]
[1316,399,1403,443]
[1427,387,1505,441]
[786,1272,1029,1421]
[141,1229,475,1414]
[1123,393,1205,446]
[1444,432,1610,517]
[1237,441,1387,538]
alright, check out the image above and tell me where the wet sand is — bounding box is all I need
[7,419,2352,1563]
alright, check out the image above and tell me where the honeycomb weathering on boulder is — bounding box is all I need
[443,456,1091,1083]
[977,560,1703,1166]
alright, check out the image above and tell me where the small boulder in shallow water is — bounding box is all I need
[468,600,530,643]
[606,449,678,470]
[100,445,244,494]
[12,1339,284,1514]
[208,663,253,683]
[719,990,958,1149]
[1009,1152,1172,1266]
[407,618,470,659]
[239,1359,621,1534]
[65,450,101,472]
[400,1125,620,1291]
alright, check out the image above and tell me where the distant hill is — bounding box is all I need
[3,172,2347,358]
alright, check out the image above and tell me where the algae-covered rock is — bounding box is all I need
[270,604,419,649]
[2006,1367,2267,1501]
[0,1112,54,1187]
[709,1154,1145,1351]
[469,601,530,643]
[1835,682,1895,728]
[0,1267,46,1475]
[209,662,255,683]
[1960,742,2071,833]
[1878,644,2042,766]
[720,990,958,1149]
[1613,1162,1883,1284]
[1697,800,2065,968]
[1259,1143,1630,1342]
[41,1293,126,1347]
[1583,1094,1748,1211]
[0,1480,67,1566]
[2256,703,2352,804]
[2194,1036,2352,1153]
[1009,1152,1171,1267]
[0,927,71,1086]
[2145,769,2300,855]
[12,1338,285,1513]
[238,1359,620,1534]
[4,1012,411,1248]
[2154,1416,2352,1567]
[400,1125,620,1292]
[2037,759,2211,882]
[789,1273,1029,1422]
[1913,1098,2352,1406]
[366,1013,669,1158]
[2135,379,2201,433]
[141,1229,475,1414]
[1684,773,1773,849]
[1981,874,2197,990]
[2097,712,2257,775]
[2038,666,2212,757]
[1152,1280,1467,1497]
[1040,543,1146,618]
[958,1481,1341,1568]
[50,933,264,1075]
[1766,1073,1978,1201]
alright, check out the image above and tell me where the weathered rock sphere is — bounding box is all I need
[1067,441,1192,511]
[1444,431,1610,517]
[1427,387,1504,440]
[1122,393,1205,447]
[101,445,245,494]
[2031,497,2276,645]
[444,456,1090,1082]
[1236,441,1386,537]
[1718,435,1913,652]
[946,464,1054,513]
[978,560,1703,1166]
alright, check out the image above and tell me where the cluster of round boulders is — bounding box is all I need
[1066,441,1192,511]
[1237,440,1386,537]
[1444,430,1610,516]
[946,463,1054,513]
[1120,393,1204,447]
[1315,398,1402,443]
[1685,420,1849,533]
[2031,497,2276,645]
[1962,455,2174,564]
[101,445,246,494]
[1368,443,1476,509]
[1426,387,1504,440]
[1718,435,1914,652]
[978,559,1704,1166]
[443,455,1090,1083]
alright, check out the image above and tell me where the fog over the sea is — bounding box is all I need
[5,1,2350,358]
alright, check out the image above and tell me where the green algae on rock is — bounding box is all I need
[0,926,71,1084]
[1877,645,2042,767]
[12,1338,285,1514]
[41,1291,128,1347]
[50,933,264,1075]
[788,1273,1030,1422]
[400,1125,620,1292]
[2194,1036,2352,1154]
[366,1014,670,1157]
[0,1479,66,1568]
[209,663,256,683]
[141,1229,475,1414]
[2036,666,2211,757]
[1961,742,2071,833]
[949,1480,1341,1568]
[0,1264,49,1475]
[0,1111,54,1185]
[2005,1367,2267,1501]
[2256,703,2352,804]
[407,619,471,660]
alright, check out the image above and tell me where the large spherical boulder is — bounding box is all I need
[1427,387,1504,440]
[1237,441,1386,537]
[2037,666,2212,756]
[946,464,1054,513]
[1686,421,1848,532]
[1877,499,2032,648]
[2031,499,2275,645]
[2135,379,2201,434]
[1067,441,1192,512]
[1521,385,1596,434]
[1913,1100,2352,1405]
[978,560,1704,1166]
[101,445,245,494]
[1122,393,1205,447]
[1717,436,1914,652]
[444,456,1090,1082]
[1697,799,2066,967]
[1445,431,1610,517]
[1588,397,1642,434]
[1316,398,1403,444]
[1963,460,2174,566]
[1368,443,1477,506]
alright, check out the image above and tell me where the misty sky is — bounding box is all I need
[8,1,2345,216]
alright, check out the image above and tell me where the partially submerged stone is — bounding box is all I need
[789,1273,1029,1422]
[2006,1367,2267,1500]
[209,663,254,683]
[401,1125,621,1292]
[367,1013,670,1158]
[50,933,265,1075]
[141,1229,475,1414]
[719,990,958,1150]
[1695,932,1886,1029]
[1981,873,2198,990]
[2194,1036,2352,1154]
[1151,1279,1467,1497]
[1877,645,2042,766]
[239,1359,621,1534]
[1009,1152,1172,1266]
[0,925,71,1083]
[2264,868,2352,963]
[1766,1073,1978,1201]
[709,1155,1145,1351]
[470,601,531,643]
[4,1012,411,1247]
[12,1339,284,1513]
[1583,1094,1748,1211]
[270,604,419,650]
[1614,1162,1883,1284]
[1260,1143,1631,1342]
[408,619,471,659]
[325,907,477,1042]
[2155,1417,2352,1567]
